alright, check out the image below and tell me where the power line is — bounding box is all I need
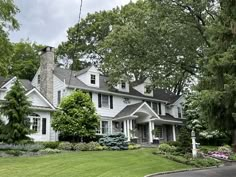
[68,0,83,86]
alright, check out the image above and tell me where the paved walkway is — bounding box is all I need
[152,165,236,177]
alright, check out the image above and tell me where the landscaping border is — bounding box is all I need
[144,165,224,177]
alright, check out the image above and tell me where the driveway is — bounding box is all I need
[152,165,236,177]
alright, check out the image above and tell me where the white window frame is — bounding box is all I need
[29,114,41,133]
[90,74,96,84]
[101,121,109,135]
[144,85,152,94]
[121,80,126,89]
[101,94,109,108]
[177,107,182,118]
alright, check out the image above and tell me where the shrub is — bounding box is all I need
[218,145,232,153]
[74,143,88,151]
[5,150,23,156]
[177,127,191,153]
[166,141,181,147]
[128,144,141,150]
[99,133,128,150]
[159,143,176,153]
[229,154,236,160]
[0,143,44,152]
[42,142,59,149]
[58,142,73,150]
[39,148,61,154]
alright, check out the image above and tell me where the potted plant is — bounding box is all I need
[152,128,160,144]
[130,129,138,143]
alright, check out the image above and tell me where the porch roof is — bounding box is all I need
[114,102,144,118]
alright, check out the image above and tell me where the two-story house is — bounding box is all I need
[0,46,185,143]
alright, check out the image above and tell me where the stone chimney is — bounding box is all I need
[40,46,54,103]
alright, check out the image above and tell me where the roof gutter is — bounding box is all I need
[67,85,169,104]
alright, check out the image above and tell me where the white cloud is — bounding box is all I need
[9,0,132,47]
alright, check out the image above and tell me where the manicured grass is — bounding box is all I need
[0,148,191,177]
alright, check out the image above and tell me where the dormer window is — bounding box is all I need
[121,80,126,89]
[178,107,182,118]
[90,74,96,84]
[144,85,152,94]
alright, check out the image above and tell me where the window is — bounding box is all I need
[96,123,101,134]
[57,90,61,104]
[121,81,126,89]
[102,121,109,134]
[101,95,109,108]
[90,74,96,84]
[32,118,40,132]
[158,103,162,115]
[152,102,158,114]
[37,75,40,85]
[154,125,163,139]
[98,94,113,109]
[42,118,46,135]
[178,107,182,118]
[144,85,152,94]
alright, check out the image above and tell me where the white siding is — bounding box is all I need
[77,66,100,88]
[53,75,66,107]
[169,96,185,118]
[27,91,49,107]
[93,93,141,117]
[31,68,40,90]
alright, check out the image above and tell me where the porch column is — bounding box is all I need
[172,125,176,141]
[111,120,113,135]
[127,120,130,141]
[130,120,133,138]
[149,121,153,143]
[124,120,127,137]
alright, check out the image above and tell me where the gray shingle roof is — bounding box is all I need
[0,76,12,88]
[159,113,183,123]
[20,79,34,91]
[53,66,182,103]
[115,102,143,118]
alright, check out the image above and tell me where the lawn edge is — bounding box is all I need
[144,165,224,177]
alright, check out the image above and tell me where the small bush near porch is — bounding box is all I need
[0,148,191,177]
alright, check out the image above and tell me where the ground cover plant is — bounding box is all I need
[0,148,191,177]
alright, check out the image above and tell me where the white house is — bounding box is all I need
[0,46,185,143]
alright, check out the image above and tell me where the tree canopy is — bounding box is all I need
[52,91,100,141]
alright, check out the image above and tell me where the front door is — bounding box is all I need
[138,124,149,143]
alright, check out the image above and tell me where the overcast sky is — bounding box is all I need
[9,0,132,47]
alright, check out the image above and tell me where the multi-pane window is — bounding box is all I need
[144,85,152,94]
[177,107,182,118]
[101,95,109,108]
[121,81,126,89]
[102,121,109,134]
[91,74,96,84]
[32,118,40,132]
[154,125,163,139]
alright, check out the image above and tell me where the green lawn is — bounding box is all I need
[0,148,191,177]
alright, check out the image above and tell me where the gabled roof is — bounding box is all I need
[53,66,181,103]
[76,65,92,76]
[0,76,13,88]
[19,79,34,91]
[115,102,144,118]
[159,113,183,123]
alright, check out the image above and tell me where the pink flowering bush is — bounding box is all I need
[208,151,229,159]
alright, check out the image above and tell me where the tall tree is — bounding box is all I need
[0,79,32,144]
[10,40,42,80]
[198,0,236,147]
[52,91,99,142]
[0,0,19,77]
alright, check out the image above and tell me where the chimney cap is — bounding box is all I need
[41,46,54,53]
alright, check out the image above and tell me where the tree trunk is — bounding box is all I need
[232,129,236,152]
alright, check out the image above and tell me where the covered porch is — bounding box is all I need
[112,102,182,144]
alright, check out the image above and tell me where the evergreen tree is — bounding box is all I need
[0,79,32,144]
[52,91,99,142]
[198,1,236,147]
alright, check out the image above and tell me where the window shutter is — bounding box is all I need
[110,95,113,109]
[158,103,162,115]
[98,93,101,108]
[42,118,46,135]
[89,92,92,100]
